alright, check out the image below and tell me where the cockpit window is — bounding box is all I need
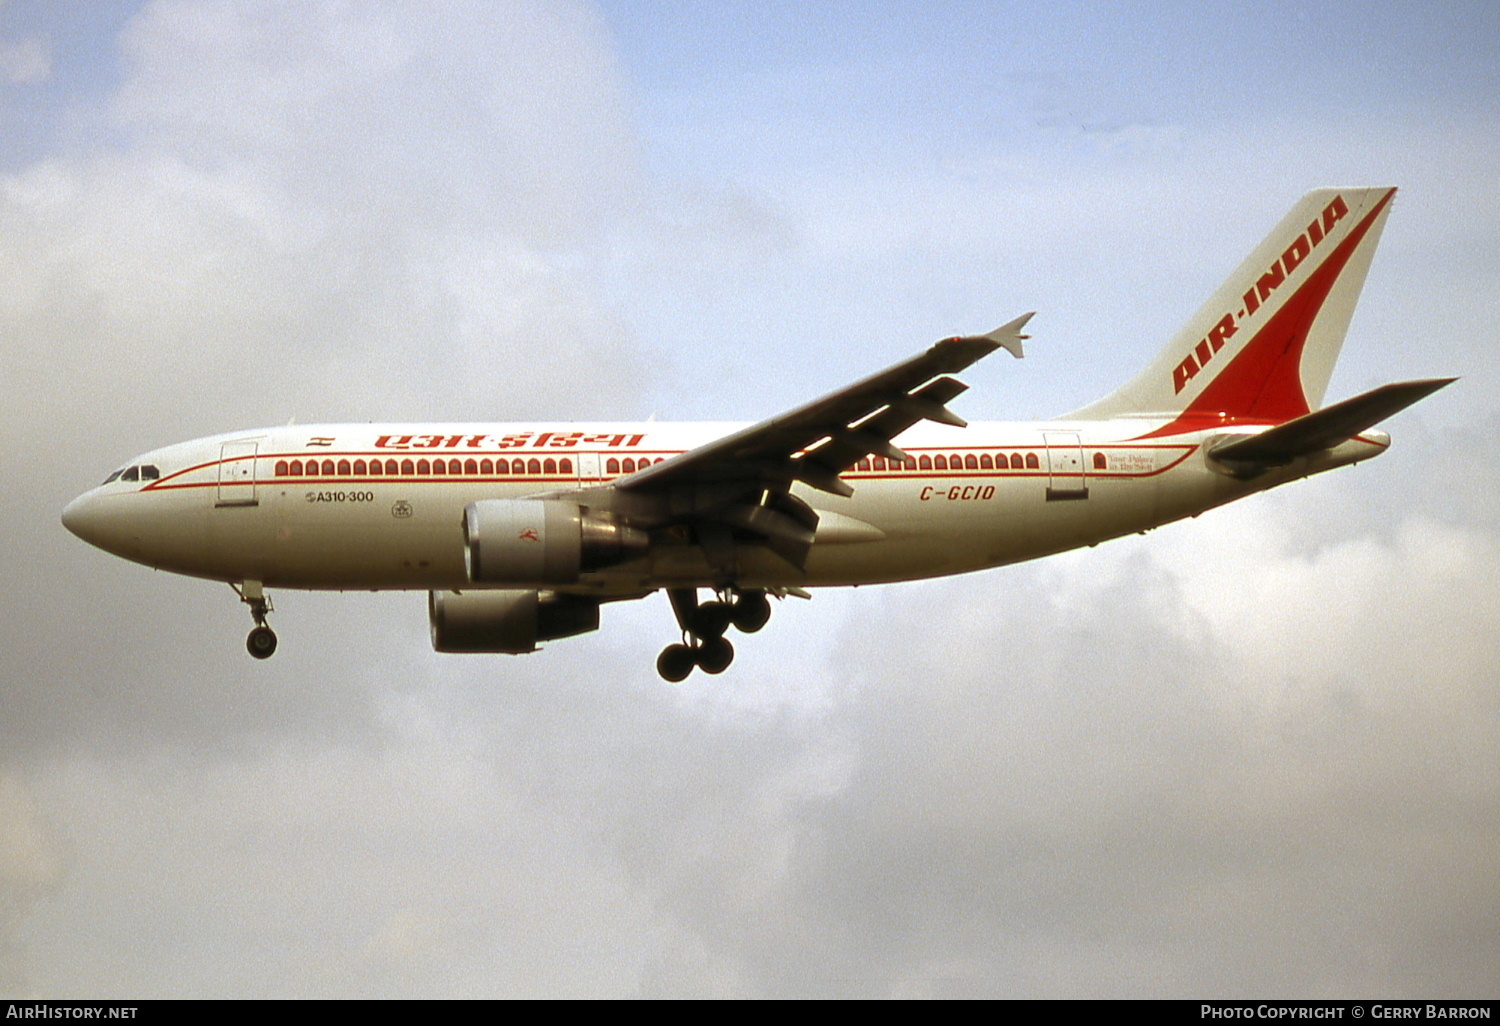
[140,465,160,480]
[102,470,123,485]
[121,466,140,482]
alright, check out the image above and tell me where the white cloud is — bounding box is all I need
[0,776,65,996]
[779,482,1500,996]
[16,745,662,997]
[1,0,649,452]
[0,36,49,84]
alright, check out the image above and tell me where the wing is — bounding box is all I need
[554,313,1031,576]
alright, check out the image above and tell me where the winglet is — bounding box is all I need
[961,311,1032,360]
[936,312,1032,368]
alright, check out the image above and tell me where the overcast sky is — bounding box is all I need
[2,0,1497,998]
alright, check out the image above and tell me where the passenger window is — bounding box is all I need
[621,458,636,474]
[400,459,414,475]
[431,459,445,475]
[386,459,399,474]
[1011,454,1024,470]
[919,455,931,470]
[980,454,993,470]
[872,456,887,471]
[417,459,431,474]
[559,458,573,474]
[527,458,541,474]
[322,460,336,476]
[543,458,558,475]
[606,458,620,474]
[337,459,351,475]
[1025,453,1039,469]
[466,459,480,475]
[450,459,463,474]
[964,454,978,470]
[368,460,382,476]
[512,459,525,474]
[353,460,367,475]
[122,466,139,481]
[857,458,871,472]
[1093,452,1107,470]
[933,455,947,471]
[275,461,289,477]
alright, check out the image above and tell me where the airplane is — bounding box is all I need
[62,187,1452,681]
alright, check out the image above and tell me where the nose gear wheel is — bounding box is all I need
[247,625,278,659]
[233,581,278,660]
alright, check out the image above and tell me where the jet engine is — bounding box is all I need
[463,499,648,586]
[428,589,600,653]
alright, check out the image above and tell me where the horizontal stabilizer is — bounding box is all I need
[1210,378,1455,466]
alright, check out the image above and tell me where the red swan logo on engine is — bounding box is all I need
[519,528,540,542]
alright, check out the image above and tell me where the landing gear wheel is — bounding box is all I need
[247,625,278,659]
[236,582,278,660]
[696,636,734,675]
[730,591,771,633]
[691,601,732,639]
[657,643,696,683]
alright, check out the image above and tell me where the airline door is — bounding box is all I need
[217,440,259,507]
[1044,432,1089,502]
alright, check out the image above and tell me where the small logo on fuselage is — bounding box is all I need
[391,501,413,519]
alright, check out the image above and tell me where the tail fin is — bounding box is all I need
[1067,187,1398,430]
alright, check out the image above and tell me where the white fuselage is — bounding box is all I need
[61,419,1387,595]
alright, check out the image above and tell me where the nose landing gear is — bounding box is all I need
[233,581,278,659]
[657,587,771,681]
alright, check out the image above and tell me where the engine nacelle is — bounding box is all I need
[463,499,648,586]
[428,589,601,653]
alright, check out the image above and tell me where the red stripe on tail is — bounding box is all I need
[1140,188,1395,438]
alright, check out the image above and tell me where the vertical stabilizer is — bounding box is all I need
[1066,187,1397,429]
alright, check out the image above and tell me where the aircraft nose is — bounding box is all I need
[62,490,136,556]
[62,491,104,546]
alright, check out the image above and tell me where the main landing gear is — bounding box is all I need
[656,587,773,682]
[233,581,278,659]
